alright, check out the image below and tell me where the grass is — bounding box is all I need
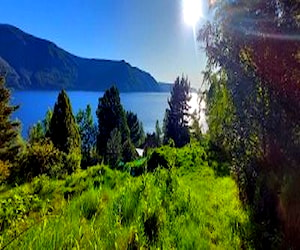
[0,143,252,249]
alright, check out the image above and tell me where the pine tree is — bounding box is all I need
[28,109,53,143]
[0,76,21,162]
[163,76,191,147]
[47,90,81,155]
[126,111,145,147]
[155,120,162,147]
[96,86,130,157]
[106,128,122,168]
[76,104,97,167]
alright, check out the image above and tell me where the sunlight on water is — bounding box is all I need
[12,91,208,137]
[189,93,208,133]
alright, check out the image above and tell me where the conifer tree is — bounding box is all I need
[163,76,191,147]
[96,86,130,157]
[126,111,145,147]
[76,104,97,167]
[106,128,122,167]
[0,76,21,162]
[47,90,81,155]
[155,120,162,147]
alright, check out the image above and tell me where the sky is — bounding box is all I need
[0,0,207,88]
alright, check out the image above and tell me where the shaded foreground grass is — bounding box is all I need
[0,145,252,249]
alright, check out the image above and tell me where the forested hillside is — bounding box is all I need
[0,24,165,92]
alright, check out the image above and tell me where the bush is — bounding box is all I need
[64,150,81,175]
[147,151,170,172]
[122,139,138,163]
[20,139,64,181]
[0,160,11,184]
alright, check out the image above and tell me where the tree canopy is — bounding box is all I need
[0,76,21,162]
[76,104,97,167]
[163,76,191,147]
[47,90,81,155]
[96,86,130,158]
[198,0,300,247]
[126,111,145,147]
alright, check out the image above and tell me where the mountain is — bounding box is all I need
[0,24,164,92]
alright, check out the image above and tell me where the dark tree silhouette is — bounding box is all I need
[0,76,21,162]
[96,86,130,158]
[126,111,145,147]
[47,90,81,155]
[163,76,191,147]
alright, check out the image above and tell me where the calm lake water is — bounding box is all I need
[11,91,202,138]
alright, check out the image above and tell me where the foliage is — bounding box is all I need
[76,104,97,168]
[122,139,138,163]
[198,0,300,247]
[20,139,64,181]
[155,120,162,147]
[0,160,11,184]
[147,150,171,172]
[0,145,252,249]
[47,90,81,155]
[46,90,81,174]
[163,76,191,147]
[0,76,21,163]
[106,128,122,168]
[96,86,130,158]
[190,109,202,141]
[28,122,44,143]
[28,109,52,143]
[126,111,145,147]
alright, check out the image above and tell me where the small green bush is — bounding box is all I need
[20,139,64,181]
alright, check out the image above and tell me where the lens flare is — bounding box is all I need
[183,0,203,26]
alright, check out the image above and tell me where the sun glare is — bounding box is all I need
[183,0,203,26]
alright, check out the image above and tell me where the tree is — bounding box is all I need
[0,76,21,162]
[163,76,191,147]
[21,139,64,181]
[155,120,162,147]
[28,109,53,143]
[106,128,122,168]
[96,86,130,157]
[47,89,81,171]
[198,0,300,247]
[126,111,145,147]
[122,139,138,163]
[76,104,97,167]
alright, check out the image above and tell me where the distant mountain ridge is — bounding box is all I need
[0,24,168,92]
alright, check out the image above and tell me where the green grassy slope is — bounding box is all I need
[0,144,251,249]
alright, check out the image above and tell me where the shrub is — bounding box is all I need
[122,139,138,163]
[21,139,64,181]
[147,151,170,172]
[64,150,81,175]
[0,160,11,184]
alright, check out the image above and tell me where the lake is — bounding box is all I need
[11,91,203,138]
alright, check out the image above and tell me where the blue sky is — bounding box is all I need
[0,0,207,88]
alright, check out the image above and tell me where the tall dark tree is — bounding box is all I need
[0,76,21,162]
[106,128,122,168]
[96,86,130,157]
[76,104,97,167]
[163,76,191,147]
[47,90,81,155]
[155,120,162,147]
[126,111,145,147]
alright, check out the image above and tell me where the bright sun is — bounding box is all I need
[183,0,203,26]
